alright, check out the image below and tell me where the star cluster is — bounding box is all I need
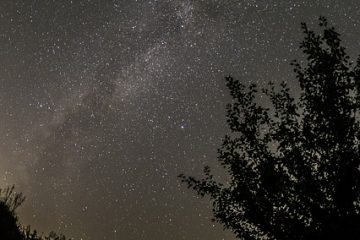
[1,1,360,239]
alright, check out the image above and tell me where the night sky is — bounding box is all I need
[1,1,360,239]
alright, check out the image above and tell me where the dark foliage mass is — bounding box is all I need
[0,186,69,240]
[180,17,360,240]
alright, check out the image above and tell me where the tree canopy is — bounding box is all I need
[180,17,360,240]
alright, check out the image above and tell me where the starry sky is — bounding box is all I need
[1,1,360,239]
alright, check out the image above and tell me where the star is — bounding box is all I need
[1,1,358,240]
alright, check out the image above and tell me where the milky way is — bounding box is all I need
[1,1,360,239]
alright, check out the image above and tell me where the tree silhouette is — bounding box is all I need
[0,186,70,240]
[0,186,26,240]
[180,17,360,240]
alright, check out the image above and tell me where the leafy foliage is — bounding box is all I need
[180,17,360,240]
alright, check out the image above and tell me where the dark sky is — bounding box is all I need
[1,1,360,239]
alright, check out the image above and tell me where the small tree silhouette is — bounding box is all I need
[180,17,360,240]
[0,186,25,240]
[0,185,25,213]
[0,185,70,240]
